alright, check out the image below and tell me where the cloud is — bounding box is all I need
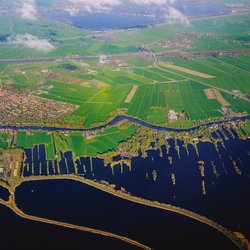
[129,0,175,5]
[18,0,37,20]
[65,0,121,15]
[166,6,189,24]
[64,0,176,15]
[9,34,55,52]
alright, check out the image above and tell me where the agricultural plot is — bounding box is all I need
[84,125,136,156]
[166,82,223,120]
[63,125,135,157]
[63,132,86,157]
[0,15,139,59]
[125,85,138,103]
[127,84,167,120]
[0,64,47,88]
[132,68,171,82]
[222,93,250,114]
[204,88,229,106]
[72,84,133,127]
[0,133,9,149]
[217,55,250,71]
[16,131,55,160]
[40,81,99,105]
[78,67,152,85]
[147,107,167,124]
[160,56,250,94]
[159,62,215,79]
[117,13,250,47]
[128,81,228,121]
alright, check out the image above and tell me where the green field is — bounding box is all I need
[0,133,9,149]
[116,13,250,51]
[0,12,249,129]
[160,55,250,93]
[63,125,135,157]
[16,131,55,160]
[13,125,135,158]
[127,81,224,121]
[0,15,138,59]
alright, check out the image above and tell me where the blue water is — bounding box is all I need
[0,204,138,250]
[0,186,10,201]
[44,4,230,30]
[20,128,250,241]
[0,115,249,133]
[15,179,238,250]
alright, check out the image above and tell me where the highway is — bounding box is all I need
[0,49,250,64]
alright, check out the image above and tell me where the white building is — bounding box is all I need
[168,110,178,122]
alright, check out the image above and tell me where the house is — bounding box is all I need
[221,107,230,114]
[0,167,4,177]
[168,110,178,122]
[99,55,108,64]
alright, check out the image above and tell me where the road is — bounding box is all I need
[0,49,250,64]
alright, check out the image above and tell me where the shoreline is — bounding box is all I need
[1,175,247,250]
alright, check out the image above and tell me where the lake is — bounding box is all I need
[43,3,230,30]
[0,185,10,201]
[15,179,238,250]
[21,129,250,241]
[0,204,138,250]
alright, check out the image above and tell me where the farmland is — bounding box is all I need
[0,52,249,128]
[63,125,136,157]
[16,131,55,160]
[159,55,250,93]
[0,132,9,149]
[116,13,250,51]
[0,12,249,129]
[0,125,135,160]
[0,15,138,60]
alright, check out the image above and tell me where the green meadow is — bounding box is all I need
[16,131,55,160]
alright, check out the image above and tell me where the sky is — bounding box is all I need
[14,0,187,23]
[5,0,188,52]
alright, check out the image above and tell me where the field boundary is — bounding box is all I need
[204,88,229,106]
[159,62,215,79]
[125,85,138,103]
[213,89,230,107]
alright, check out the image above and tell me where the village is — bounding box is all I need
[0,88,78,126]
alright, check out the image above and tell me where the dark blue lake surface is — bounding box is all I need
[21,130,250,241]
[0,185,10,201]
[0,204,138,250]
[15,179,238,250]
[44,3,230,30]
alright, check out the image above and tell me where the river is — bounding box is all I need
[0,115,249,133]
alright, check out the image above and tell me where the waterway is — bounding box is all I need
[15,179,238,250]
[0,115,249,133]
